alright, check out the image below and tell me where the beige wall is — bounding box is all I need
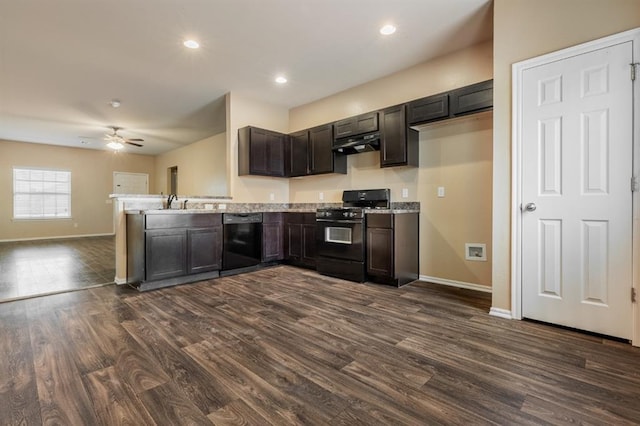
[419,112,493,286]
[155,132,227,197]
[290,40,493,132]
[288,42,493,286]
[0,140,155,241]
[226,92,291,203]
[492,0,640,310]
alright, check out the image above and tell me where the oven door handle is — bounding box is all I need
[316,219,363,224]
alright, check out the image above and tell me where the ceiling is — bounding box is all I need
[0,0,493,155]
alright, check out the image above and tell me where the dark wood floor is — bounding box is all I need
[1,265,639,425]
[0,236,115,301]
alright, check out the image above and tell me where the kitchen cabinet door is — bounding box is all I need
[302,223,317,267]
[262,213,284,262]
[309,124,344,175]
[238,126,287,177]
[407,93,449,126]
[289,130,309,177]
[380,104,418,168]
[266,130,286,176]
[367,227,394,277]
[187,226,222,274]
[450,79,493,116]
[145,229,187,281]
[333,111,379,139]
[285,222,302,261]
[284,213,316,268]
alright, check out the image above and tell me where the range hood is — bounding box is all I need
[332,132,380,155]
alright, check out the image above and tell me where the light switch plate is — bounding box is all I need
[437,187,445,198]
[402,188,408,198]
[319,192,324,201]
[269,193,275,201]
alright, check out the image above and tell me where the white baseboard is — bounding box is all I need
[489,307,513,319]
[114,277,127,285]
[0,233,114,243]
[419,275,492,293]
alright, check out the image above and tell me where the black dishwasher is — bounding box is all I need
[222,213,262,271]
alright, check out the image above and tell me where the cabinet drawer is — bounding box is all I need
[366,213,392,229]
[263,212,284,223]
[146,213,221,229]
[287,212,316,225]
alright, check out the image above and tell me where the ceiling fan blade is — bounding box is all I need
[127,138,144,142]
[125,141,144,147]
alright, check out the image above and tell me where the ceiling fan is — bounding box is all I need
[104,126,144,150]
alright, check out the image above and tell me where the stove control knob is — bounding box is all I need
[343,211,349,217]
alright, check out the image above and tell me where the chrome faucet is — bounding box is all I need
[167,194,178,209]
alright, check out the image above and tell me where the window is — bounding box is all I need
[13,168,71,219]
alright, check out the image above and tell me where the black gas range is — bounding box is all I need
[316,189,390,282]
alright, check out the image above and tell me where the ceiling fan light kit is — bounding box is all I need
[106,141,124,150]
[104,126,144,150]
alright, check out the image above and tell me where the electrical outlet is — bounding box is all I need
[402,188,408,198]
[319,192,324,201]
[437,187,445,198]
[269,193,275,201]
[218,203,227,210]
[204,203,214,210]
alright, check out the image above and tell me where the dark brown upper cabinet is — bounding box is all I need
[288,130,309,177]
[450,79,493,116]
[406,93,449,126]
[238,126,287,177]
[309,124,345,174]
[380,104,418,168]
[287,124,346,177]
[333,111,379,139]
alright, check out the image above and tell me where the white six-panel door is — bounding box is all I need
[520,42,634,339]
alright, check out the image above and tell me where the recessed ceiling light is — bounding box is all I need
[275,76,288,84]
[380,24,396,35]
[183,39,200,49]
[110,99,121,108]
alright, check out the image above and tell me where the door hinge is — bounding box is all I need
[632,63,639,81]
[632,176,639,192]
[633,288,637,303]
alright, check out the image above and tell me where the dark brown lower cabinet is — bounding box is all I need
[187,226,222,274]
[262,212,284,262]
[127,213,222,289]
[145,229,187,281]
[366,213,418,286]
[284,212,316,269]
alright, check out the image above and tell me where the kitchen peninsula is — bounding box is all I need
[111,193,419,291]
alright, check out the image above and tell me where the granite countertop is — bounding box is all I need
[127,206,419,215]
[111,194,232,200]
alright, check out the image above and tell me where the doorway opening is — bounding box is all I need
[168,166,178,194]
